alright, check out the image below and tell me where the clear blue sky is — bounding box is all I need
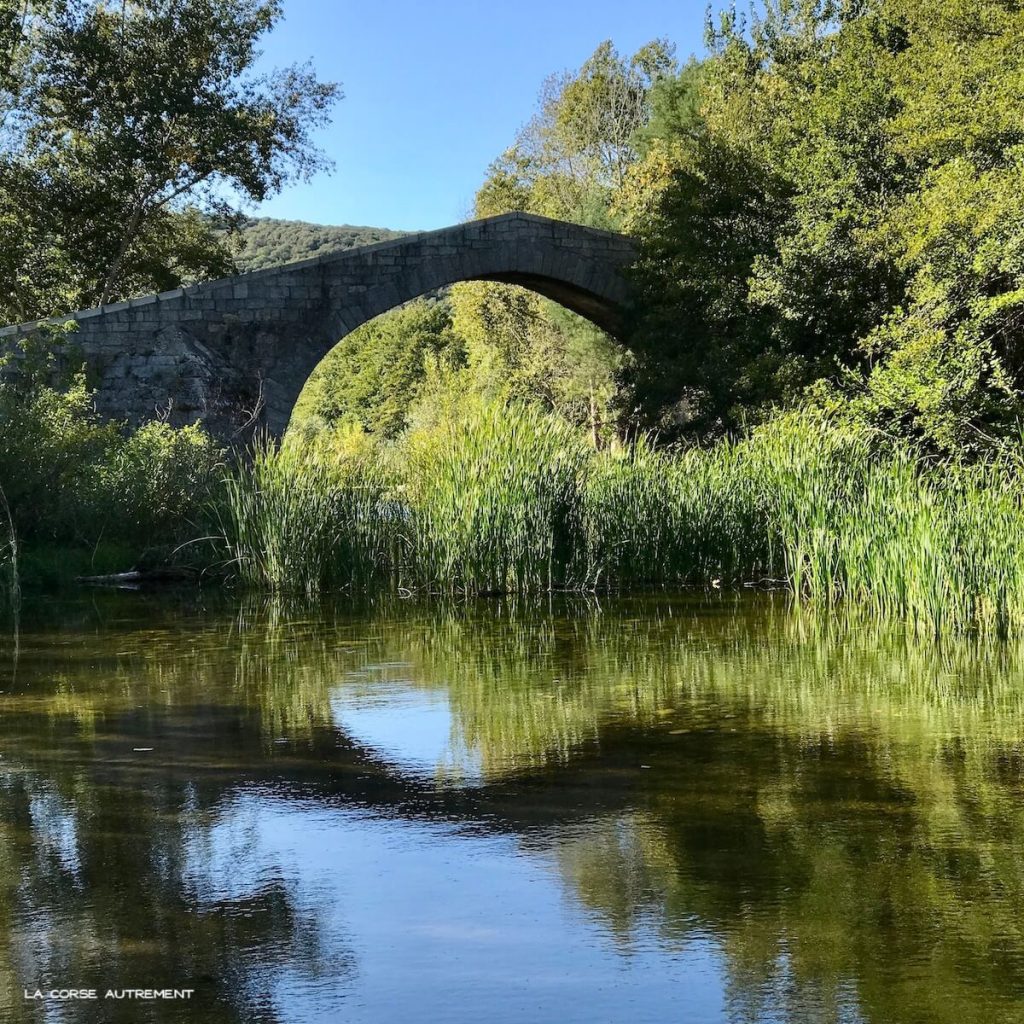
[252,0,712,231]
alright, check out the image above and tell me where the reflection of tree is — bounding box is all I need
[478,609,1024,1024]
[0,743,349,1023]
[0,592,357,1022]
[544,725,1024,1024]
[369,599,1024,1023]
[3,592,1024,1022]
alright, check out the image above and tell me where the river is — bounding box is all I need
[1,590,1022,1022]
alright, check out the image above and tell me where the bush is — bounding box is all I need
[0,370,223,576]
[90,420,225,548]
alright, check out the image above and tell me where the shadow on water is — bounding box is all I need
[1,588,1024,1022]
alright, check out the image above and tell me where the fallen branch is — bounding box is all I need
[75,567,197,585]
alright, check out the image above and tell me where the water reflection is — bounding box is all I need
[0,592,1023,1022]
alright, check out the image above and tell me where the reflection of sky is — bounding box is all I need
[29,788,82,883]
[183,795,727,1024]
[330,681,485,785]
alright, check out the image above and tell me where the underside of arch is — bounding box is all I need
[477,272,626,338]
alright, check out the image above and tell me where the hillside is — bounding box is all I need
[230,217,406,272]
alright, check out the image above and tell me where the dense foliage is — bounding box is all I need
[292,298,463,438]
[621,0,1024,451]
[0,0,338,323]
[221,399,1024,635]
[231,217,405,272]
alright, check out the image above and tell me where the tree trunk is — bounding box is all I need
[98,200,146,305]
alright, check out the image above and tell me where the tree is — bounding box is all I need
[444,40,675,443]
[293,299,463,439]
[620,0,1024,452]
[0,0,339,321]
[479,38,677,227]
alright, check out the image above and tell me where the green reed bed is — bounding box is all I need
[217,402,1024,634]
[743,416,1024,633]
[0,480,18,602]
[786,455,1024,635]
[218,435,391,595]
[400,401,588,593]
[579,437,774,587]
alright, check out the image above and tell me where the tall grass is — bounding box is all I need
[773,443,1024,635]
[400,402,588,593]
[579,435,779,587]
[218,434,391,595]
[0,478,19,603]
[217,402,1024,634]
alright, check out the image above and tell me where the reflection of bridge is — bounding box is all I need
[0,213,635,444]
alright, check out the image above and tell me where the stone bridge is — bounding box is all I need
[0,212,635,444]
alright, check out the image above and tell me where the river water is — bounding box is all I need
[1,590,1023,1023]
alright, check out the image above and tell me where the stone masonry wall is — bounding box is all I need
[0,212,635,445]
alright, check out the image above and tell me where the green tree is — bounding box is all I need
[0,0,339,322]
[445,40,675,442]
[481,38,676,226]
[621,0,1024,451]
[293,299,463,439]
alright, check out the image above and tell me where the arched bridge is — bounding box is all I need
[0,212,635,444]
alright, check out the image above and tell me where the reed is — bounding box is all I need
[217,433,392,595]
[399,400,588,593]
[748,415,1024,635]
[578,436,771,586]
[216,402,1024,634]
[0,478,19,603]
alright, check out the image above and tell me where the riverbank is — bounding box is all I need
[227,402,1024,638]
[6,394,1024,636]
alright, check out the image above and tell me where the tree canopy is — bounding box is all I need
[230,218,405,272]
[0,0,338,322]
[621,0,1024,452]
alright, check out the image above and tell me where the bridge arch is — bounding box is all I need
[0,212,635,444]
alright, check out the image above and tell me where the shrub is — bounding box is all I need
[0,370,223,574]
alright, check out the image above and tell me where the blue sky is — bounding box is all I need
[252,0,712,231]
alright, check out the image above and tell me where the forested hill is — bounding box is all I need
[230,218,406,272]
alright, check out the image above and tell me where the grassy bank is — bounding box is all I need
[218,401,1024,635]
[5,378,1024,635]
[0,371,225,595]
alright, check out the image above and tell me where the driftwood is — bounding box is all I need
[75,567,197,586]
